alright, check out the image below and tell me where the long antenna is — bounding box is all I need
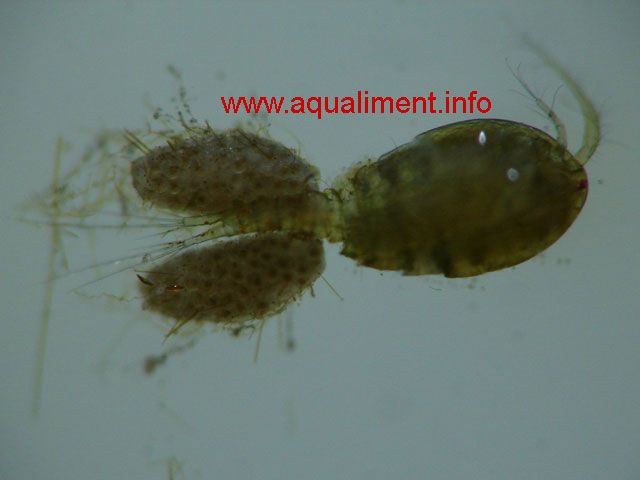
[527,39,601,164]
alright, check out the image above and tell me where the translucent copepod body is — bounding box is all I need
[31,47,595,336]
[29,49,601,407]
[334,119,588,277]
[332,49,600,277]
[126,49,599,329]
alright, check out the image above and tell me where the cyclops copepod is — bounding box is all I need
[97,47,600,328]
[28,50,600,412]
[128,49,599,328]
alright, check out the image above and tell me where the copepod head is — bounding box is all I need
[336,119,588,277]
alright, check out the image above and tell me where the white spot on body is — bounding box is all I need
[507,167,520,182]
[478,130,487,146]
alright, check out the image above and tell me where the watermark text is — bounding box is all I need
[220,90,492,119]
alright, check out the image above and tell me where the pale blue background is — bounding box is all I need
[2,1,639,479]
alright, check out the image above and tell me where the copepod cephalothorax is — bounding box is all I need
[331,50,600,277]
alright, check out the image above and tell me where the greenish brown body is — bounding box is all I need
[334,119,588,277]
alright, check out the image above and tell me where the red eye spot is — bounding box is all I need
[578,179,588,190]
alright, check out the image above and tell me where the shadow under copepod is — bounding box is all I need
[28,44,600,412]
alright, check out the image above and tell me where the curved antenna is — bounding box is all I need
[526,39,601,164]
[507,60,568,147]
